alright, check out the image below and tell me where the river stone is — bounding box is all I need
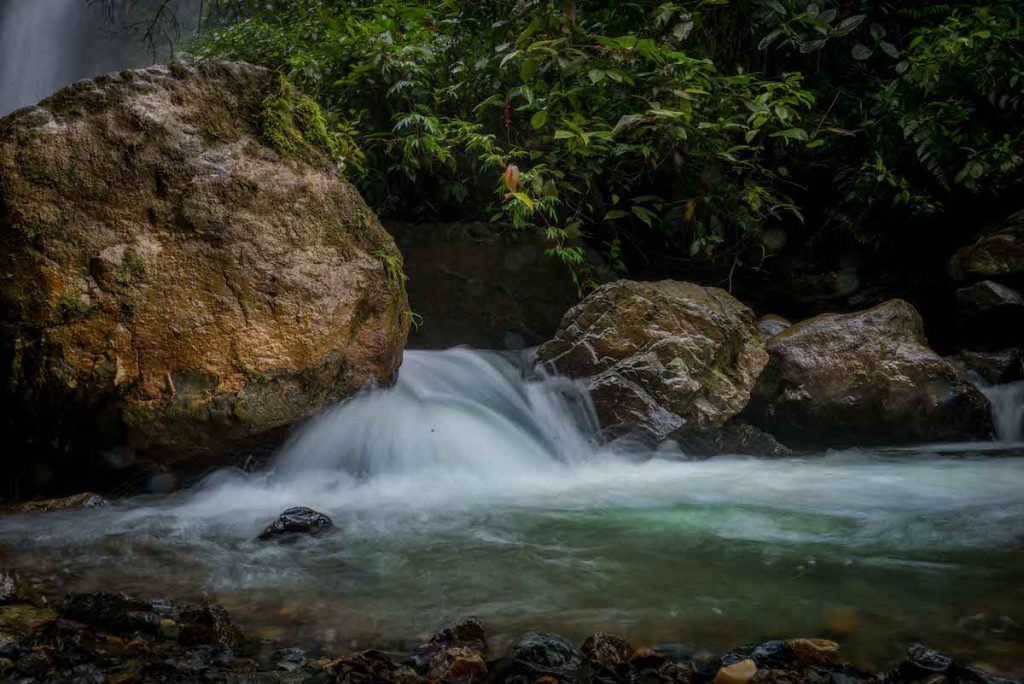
[508,632,582,678]
[897,644,953,679]
[0,572,45,608]
[949,212,1024,281]
[948,348,1024,385]
[409,619,488,674]
[757,315,792,339]
[785,638,838,667]
[257,506,334,541]
[581,633,633,667]
[743,299,992,447]
[714,659,757,684]
[956,280,1024,315]
[1,492,110,514]
[537,280,768,443]
[0,60,409,467]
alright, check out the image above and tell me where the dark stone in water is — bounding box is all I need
[721,640,788,669]
[62,591,162,635]
[329,649,420,684]
[507,632,582,678]
[176,600,239,649]
[581,633,633,667]
[0,571,46,608]
[274,646,306,671]
[257,506,334,541]
[897,643,953,679]
[408,619,488,675]
[630,646,667,670]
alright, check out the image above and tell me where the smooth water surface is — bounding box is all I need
[1,349,1022,673]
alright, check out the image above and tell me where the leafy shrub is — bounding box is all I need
[192,0,1024,289]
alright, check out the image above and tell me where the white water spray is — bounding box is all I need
[276,348,602,478]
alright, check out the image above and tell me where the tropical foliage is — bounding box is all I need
[190,0,1024,289]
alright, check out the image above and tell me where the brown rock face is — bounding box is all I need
[0,61,409,469]
[744,300,992,447]
[536,280,768,442]
[386,221,580,350]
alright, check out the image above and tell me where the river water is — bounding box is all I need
[1,348,1022,673]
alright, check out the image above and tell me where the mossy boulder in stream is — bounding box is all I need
[0,61,409,477]
[537,280,768,443]
[743,300,992,446]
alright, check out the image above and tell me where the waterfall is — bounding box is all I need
[0,0,124,116]
[980,381,1024,443]
[273,347,604,481]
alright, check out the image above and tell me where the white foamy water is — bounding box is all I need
[981,380,1024,443]
[1,348,1023,670]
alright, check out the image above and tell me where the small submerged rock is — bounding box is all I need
[580,633,633,667]
[0,571,55,637]
[509,632,582,677]
[257,506,335,541]
[784,638,839,667]
[329,649,420,684]
[714,658,757,684]
[898,642,953,679]
[408,618,488,681]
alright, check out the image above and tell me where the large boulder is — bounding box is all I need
[0,61,409,475]
[536,280,767,443]
[743,300,992,446]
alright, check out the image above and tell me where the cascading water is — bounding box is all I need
[0,0,203,116]
[980,381,1024,442]
[1,348,1023,670]
[0,0,124,116]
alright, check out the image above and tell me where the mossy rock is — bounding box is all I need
[537,279,768,443]
[0,60,409,475]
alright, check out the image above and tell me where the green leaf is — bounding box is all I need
[511,192,534,209]
[588,69,606,84]
[604,210,630,220]
[758,29,782,51]
[500,50,519,68]
[851,44,873,60]
[837,14,866,34]
[612,114,644,134]
[799,38,827,54]
[530,110,548,130]
[631,205,656,227]
[879,41,899,58]
[770,127,809,141]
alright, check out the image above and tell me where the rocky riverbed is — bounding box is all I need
[0,568,1019,684]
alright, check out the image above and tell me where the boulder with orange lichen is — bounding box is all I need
[0,60,409,478]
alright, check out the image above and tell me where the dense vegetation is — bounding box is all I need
[190,0,1023,292]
